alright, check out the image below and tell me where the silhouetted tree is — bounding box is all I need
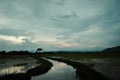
[36,48,43,53]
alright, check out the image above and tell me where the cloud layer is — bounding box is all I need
[0,0,120,51]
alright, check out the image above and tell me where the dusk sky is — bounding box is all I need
[0,0,120,51]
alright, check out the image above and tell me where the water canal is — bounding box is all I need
[31,59,79,80]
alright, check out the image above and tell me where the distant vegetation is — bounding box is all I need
[0,46,120,55]
[103,46,120,52]
[0,51,30,54]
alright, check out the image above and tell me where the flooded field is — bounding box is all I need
[0,53,120,80]
[0,57,38,76]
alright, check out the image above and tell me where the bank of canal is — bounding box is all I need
[32,59,79,80]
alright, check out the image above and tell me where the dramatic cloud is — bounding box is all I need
[0,35,28,44]
[0,0,120,51]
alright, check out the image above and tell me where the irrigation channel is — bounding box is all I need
[31,59,79,80]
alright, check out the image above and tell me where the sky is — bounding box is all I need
[0,0,120,51]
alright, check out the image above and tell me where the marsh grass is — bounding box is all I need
[0,54,53,80]
[47,57,111,80]
[43,53,120,80]
[92,63,120,80]
[13,63,28,66]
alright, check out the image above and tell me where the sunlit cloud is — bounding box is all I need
[0,0,120,51]
[0,35,28,44]
[57,41,78,47]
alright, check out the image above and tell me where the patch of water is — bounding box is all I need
[0,57,39,76]
[31,59,79,80]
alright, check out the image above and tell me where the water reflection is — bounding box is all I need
[32,59,79,80]
[0,58,38,76]
[0,66,25,76]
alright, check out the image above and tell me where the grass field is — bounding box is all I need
[41,52,120,80]
[0,52,120,80]
[41,52,120,59]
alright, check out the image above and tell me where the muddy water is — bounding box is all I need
[31,59,79,80]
